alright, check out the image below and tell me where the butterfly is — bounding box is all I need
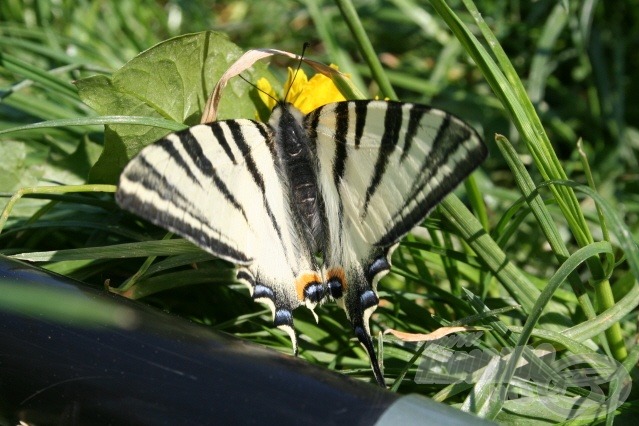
[116,98,487,387]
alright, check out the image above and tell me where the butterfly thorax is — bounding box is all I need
[269,102,325,254]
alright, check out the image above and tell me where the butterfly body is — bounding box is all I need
[270,103,325,255]
[116,99,487,387]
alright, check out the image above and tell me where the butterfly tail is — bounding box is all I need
[343,251,395,387]
[353,321,386,387]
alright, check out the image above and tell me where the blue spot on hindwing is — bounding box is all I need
[366,257,390,283]
[253,284,275,301]
[274,309,293,327]
[360,290,379,310]
[303,282,325,303]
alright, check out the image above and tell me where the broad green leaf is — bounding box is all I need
[0,140,46,215]
[76,31,272,184]
[0,140,45,189]
[0,138,103,224]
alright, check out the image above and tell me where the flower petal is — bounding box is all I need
[292,65,346,114]
[256,77,278,111]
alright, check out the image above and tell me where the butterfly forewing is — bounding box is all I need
[116,119,311,318]
[308,100,486,249]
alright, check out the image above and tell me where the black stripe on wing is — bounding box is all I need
[376,111,487,247]
[209,124,237,164]
[332,102,350,188]
[354,100,369,148]
[156,138,199,183]
[362,102,403,216]
[179,129,248,222]
[400,104,428,163]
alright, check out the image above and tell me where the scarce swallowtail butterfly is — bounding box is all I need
[116,91,487,387]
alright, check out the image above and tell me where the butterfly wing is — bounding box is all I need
[116,120,315,348]
[307,100,487,385]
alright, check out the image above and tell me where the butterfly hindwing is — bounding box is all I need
[116,120,317,347]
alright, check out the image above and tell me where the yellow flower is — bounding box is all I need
[256,65,346,115]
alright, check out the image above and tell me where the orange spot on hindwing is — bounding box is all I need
[295,272,323,303]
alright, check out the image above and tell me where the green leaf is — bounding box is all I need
[0,140,46,216]
[0,138,103,225]
[75,31,272,184]
[9,239,202,262]
[0,140,45,188]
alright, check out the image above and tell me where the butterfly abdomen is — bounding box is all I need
[270,103,325,250]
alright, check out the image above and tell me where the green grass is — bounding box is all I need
[2,0,639,424]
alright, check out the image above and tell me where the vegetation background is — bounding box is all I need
[1,0,638,424]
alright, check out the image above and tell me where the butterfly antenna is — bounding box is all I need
[238,74,279,105]
[284,42,310,103]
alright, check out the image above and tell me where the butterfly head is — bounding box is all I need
[268,101,305,131]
